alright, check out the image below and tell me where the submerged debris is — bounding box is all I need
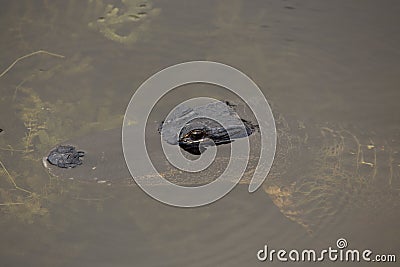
[88,0,161,44]
[47,145,85,168]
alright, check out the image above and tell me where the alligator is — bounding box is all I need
[43,100,400,233]
[159,101,258,155]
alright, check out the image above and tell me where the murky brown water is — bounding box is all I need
[1,0,399,266]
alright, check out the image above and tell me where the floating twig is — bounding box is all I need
[0,50,65,79]
[0,158,32,195]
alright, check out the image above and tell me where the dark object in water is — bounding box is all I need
[0,128,3,133]
[47,145,85,168]
[159,101,258,155]
[177,118,256,155]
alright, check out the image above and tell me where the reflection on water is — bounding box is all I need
[1,0,399,266]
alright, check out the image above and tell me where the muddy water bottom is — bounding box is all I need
[3,182,396,266]
[1,185,310,267]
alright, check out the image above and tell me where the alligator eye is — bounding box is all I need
[188,129,205,141]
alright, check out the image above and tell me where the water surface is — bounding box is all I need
[0,0,399,266]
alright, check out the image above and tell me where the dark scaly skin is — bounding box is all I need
[160,101,258,155]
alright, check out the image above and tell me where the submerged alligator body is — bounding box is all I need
[43,101,400,233]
